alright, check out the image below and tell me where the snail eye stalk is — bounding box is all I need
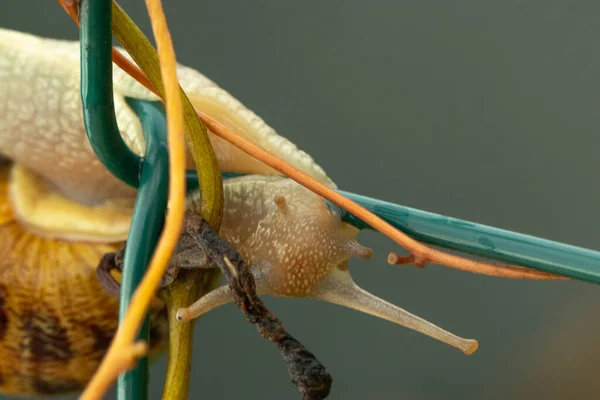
[309,267,478,355]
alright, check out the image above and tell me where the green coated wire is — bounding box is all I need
[192,166,600,284]
[79,2,162,400]
[117,98,170,400]
[79,0,141,189]
[333,192,600,285]
[192,157,600,285]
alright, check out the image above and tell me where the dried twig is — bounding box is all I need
[386,252,568,280]
[96,212,332,399]
[180,210,332,400]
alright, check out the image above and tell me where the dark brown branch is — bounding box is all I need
[181,210,332,400]
[96,211,332,400]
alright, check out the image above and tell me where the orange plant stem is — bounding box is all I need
[196,112,566,280]
[57,0,566,281]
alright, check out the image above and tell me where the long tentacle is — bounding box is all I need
[309,267,478,355]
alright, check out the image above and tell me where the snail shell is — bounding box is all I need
[0,164,168,396]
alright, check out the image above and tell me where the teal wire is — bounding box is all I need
[333,191,600,285]
[115,99,170,400]
[130,101,600,284]
[79,0,142,189]
[79,2,163,399]
[196,170,600,284]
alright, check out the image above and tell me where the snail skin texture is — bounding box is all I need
[0,28,476,397]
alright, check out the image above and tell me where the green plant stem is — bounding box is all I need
[159,270,221,400]
[111,0,223,229]
[110,4,225,398]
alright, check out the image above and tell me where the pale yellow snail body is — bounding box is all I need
[182,176,477,355]
[0,28,475,396]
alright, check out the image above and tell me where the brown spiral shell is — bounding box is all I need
[0,165,168,397]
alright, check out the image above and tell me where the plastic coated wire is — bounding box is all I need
[118,98,170,400]
[79,0,141,189]
[193,166,600,284]
[79,0,200,193]
[79,2,161,399]
[333,192,600,284]
[136,102,600,284]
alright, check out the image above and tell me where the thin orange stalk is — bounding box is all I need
[196,112,567,281]
[57,0,565,281]
[79,0,187,398]
[99,43,566,280]
[59,0,157,94]
[58,0,79,22]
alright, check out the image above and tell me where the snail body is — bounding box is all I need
[0,27,334,243]
[0,28,476,397]
[181,175,478,356]
[0,28,337,397]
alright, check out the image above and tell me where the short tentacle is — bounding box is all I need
[345,239,373,260]
[176,265,272,322]
[175,284,233,322]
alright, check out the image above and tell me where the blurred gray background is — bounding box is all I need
[2,1,600,399]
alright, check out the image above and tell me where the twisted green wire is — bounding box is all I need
[79,2,160,400]
[79,0,141,189]
[117,98,170,400]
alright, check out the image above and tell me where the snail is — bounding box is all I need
[0,28,476,397]
[179,175,477,357]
